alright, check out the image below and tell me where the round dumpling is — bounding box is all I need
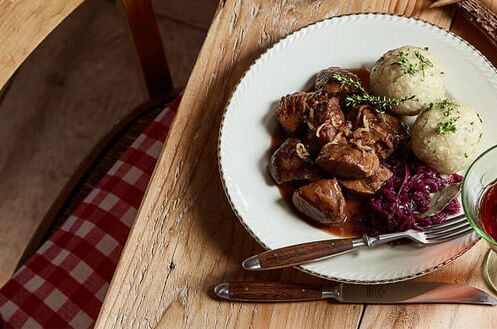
[370,46,446,116]
[411,99,483,174]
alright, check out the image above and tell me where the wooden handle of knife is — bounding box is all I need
[244,238,355,271]
[215,281,324,302]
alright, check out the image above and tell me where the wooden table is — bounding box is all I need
[93,1,497,328]
[5,1,496,328]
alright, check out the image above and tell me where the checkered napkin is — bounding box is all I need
[0,97,180,329]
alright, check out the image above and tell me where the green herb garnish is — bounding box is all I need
[332,73,366,93]
[333,72,415,114]
[391,48,433,80]
[392,50,418,77]
[345,94,415,114]
[414,51,433,76]
[430,98,455,117]
[436,116,459,135]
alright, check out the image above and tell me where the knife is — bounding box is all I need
[214,281,497,305]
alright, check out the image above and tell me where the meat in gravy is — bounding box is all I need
[338,165,393,196]
[315,67,363,97]
[293,179,347,226]
[316,142,380,179]
[270,67,405,228]
[347,104,410,159]
[304,97,345,154]
[269,138,319,184]
[276,91,328,135]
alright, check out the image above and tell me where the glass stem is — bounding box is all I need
[483,249,497,294]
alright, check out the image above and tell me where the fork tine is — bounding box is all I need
[422,213,466,231]
[425,220,470,238]
[425,226,474,244]
[425,217,468,234]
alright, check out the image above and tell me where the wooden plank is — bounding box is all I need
[96,1,454,328]
[0,0,84,90]
[359,1,497,328]
[359,243,496,329]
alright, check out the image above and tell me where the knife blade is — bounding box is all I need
[214,281,497,305]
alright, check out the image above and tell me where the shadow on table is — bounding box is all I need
[184,58,341,299]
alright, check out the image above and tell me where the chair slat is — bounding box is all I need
[119,0,174,97]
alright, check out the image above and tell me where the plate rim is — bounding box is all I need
[217,12,492,284]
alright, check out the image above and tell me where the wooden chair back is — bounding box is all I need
[120,0,173,96]
[0,0,177,266]
[0,0,172,96]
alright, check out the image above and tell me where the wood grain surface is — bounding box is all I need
[0,0,210,286]
[0,0,84,90]
[96,0,497,328]
[254,238,355,270]
[218,281,325,302]
[120,0,173,97]
[0,0,490,326]
[458,0,497,47]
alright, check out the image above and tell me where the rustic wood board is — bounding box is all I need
[95,1,497,328]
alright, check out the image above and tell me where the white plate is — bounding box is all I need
[218,13,497,283]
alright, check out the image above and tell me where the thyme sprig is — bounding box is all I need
[332,73,365,93]
[345,94,415,114]
[436,116,459,135]
[332,72,415,114]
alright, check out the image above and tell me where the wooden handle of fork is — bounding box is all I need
[242,238,356,271]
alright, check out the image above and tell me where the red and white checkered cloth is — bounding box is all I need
[0,96,180,329]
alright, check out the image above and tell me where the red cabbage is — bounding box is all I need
[368,153,462,234]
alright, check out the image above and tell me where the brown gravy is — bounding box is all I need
[271,67,371,237]
[349,67,370,91]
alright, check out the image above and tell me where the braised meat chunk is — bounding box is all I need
[347,104,410,159]
[316,142,380,178]
[305,97,345,152]
[338,165,393,196]
[276,91,328,134]
[306,97,344,131]
[292,179,347,226]
[269,138,319,184]
[266,64,431,236]
[315,67,363,97]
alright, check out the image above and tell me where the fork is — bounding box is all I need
[243,214,473,271]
